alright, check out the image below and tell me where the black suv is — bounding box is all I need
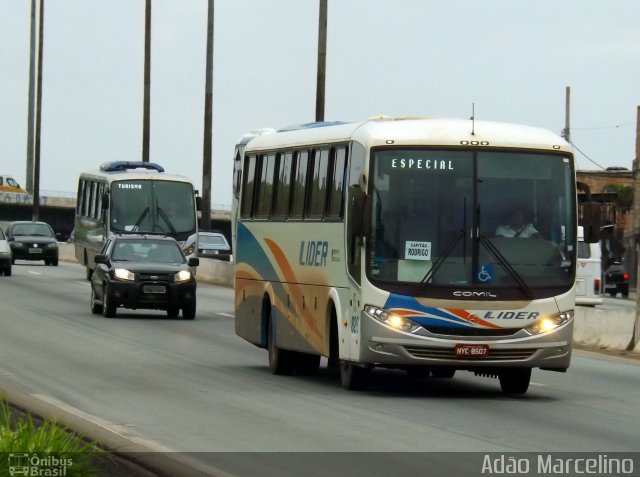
[90,235,199,319]
[603,261,629,298]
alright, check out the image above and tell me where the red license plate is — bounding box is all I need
[454,343,489,357]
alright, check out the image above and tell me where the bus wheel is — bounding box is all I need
[499,368,531,394]
[294,353,321,376]
[431,367,456,379]
[102,284,117,318]
[340,360,371,390]
[267,317,294,375]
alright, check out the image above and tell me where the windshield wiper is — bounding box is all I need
[478,235,534,300]
[157,207,177,235]
[132,207,149,232]
[414,228,464,295]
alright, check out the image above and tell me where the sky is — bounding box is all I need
[1,0,639,209]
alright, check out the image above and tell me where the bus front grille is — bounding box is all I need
[423,326,519,337]
[403,346,535,361]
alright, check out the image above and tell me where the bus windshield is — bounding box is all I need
[110,180,196,238]
[369,149,575,298]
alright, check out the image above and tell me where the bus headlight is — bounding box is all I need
[525,310,573,335]
[114,268,135,281]
[364,305,420,333]
[174,270,192,283]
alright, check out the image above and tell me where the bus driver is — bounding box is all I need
[495,208,541,239]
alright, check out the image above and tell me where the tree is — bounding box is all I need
[602,183,634,212]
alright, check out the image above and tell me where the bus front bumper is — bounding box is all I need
[357,312,573,371]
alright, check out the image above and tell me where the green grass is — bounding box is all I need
[0,398,103,476]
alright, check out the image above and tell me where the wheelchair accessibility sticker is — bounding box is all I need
[476,264,494,283]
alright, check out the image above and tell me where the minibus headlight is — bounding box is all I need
[525,310,573,335]
[364,305,420,333]
[174,270,192,283]
[184,244,195,255]
[114,268,135,281]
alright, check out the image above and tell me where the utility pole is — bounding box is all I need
[315,0,327,122]
[25,0,37,194]
[33,0,44,221]
[562,86,571,144]
[201,0,214,231]
[142,0,151,162]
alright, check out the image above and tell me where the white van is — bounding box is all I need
[575,226,602,306]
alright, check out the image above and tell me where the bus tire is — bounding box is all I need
[340,360,371,390]
[499,368,531,394]
[4,266,11,277]
[326,307,340,376]
[102,283,117,318]
[267,316,294,375]
[294,352,320,376]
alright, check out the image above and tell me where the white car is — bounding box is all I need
[0,227,12,276]
[197,231,231,261]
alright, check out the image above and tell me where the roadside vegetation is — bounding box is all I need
[0,398,101,476]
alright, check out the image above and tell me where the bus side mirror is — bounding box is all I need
[350,192,370,238]
[577,181,600,243]
[195,196,203,212]
[582,202,601,243]
[94,254,108,265]
[188,257,199,267]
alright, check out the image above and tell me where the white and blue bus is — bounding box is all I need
[232,117,598,394]
[75,161,200,279]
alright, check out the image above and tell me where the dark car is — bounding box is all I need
[5,221,59,266]
[197,231,231,261]
[603,261,629,298]
[90,235,199,319]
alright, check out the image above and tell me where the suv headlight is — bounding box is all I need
[184,244,195,255]
[174,270,192,283]
[364,305,420,333]
[114,268,135,281]
[525,310,573,335]
[47,243,58,248]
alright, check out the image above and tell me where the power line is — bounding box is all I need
[568,140,606,170]
[571,121,635,131]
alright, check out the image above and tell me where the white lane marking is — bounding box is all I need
[529,382,547,387]
[218,312,234,318]
[28,271,42,275]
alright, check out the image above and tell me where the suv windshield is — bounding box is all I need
[368,149,575,299]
